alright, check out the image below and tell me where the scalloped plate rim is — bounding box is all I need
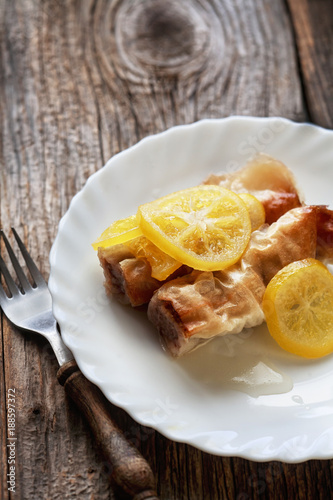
[49,116,333,462]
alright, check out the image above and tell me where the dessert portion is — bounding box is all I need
[148,206,332,357]
[98,154,302,307]
[203,154,302,224]
[94,154,333,359]
[98,244,190,307]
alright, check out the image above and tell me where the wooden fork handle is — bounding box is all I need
[57,360,159,500]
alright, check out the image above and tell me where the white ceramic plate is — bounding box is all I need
[49,117,333,462]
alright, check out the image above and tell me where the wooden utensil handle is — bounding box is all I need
[57,360,158,500]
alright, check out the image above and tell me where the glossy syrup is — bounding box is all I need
[178,327,293,398]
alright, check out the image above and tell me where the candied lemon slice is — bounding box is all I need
[238,193,266,231]
[125,236,182,281]
[92,215,142,250]
[263,258,333,358]
[137,185,251,271]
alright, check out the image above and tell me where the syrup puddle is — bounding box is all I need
[177,329,293,397]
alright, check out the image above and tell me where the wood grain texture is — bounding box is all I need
[57,360,158,499]
[287,0,333,129]
[0,0,332,499]
[0,319,9,500]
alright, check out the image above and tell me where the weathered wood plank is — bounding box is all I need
[287,0,333,129]
[0,0,332,499]
[0,318,10,500]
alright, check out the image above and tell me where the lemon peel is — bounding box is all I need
[92,215,142,250]
[238,193,266,231]
[263,258,333,358]
[137,185,252,271]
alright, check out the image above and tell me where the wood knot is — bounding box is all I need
[113,0,212,77]
[31,405,42,416]
[135,2,195,61]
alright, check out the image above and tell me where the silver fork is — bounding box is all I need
[0,229,158,500]
[0,228,73,365]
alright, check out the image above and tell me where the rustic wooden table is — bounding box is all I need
[1,1,333,499]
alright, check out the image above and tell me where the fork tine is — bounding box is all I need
[1,230,31,293]
[0,281,9,303]
[0,251,19,297]
[11,228,46,288]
